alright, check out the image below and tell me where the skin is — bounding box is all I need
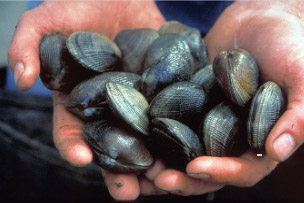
[7,0,304,200]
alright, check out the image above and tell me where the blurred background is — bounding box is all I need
[0,1,304,201]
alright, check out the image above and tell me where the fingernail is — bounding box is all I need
[187,172,211,180]
[14,62,25,88]
[273,133,296,161]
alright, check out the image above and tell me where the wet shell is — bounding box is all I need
[213,48,259,107]
[66,31,121,72]
[141,33,194,101]
[114,28,159,74]
[150,117,203,171]
[65,72,140,121]
[191,64,216,93]
[149,82,208,123]
[39,33,93,92]
[106,82,149,136]
[83,120,153,173]
[158,21,208,71]
[247,81,286,153]
[201,102,247,157]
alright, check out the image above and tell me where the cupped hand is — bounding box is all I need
[8,1,164,201]
[148,1,304,196]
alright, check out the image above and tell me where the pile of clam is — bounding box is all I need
[39,21,286,173]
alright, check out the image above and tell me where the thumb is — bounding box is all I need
[7,4,52,90]
[266,85,304,162]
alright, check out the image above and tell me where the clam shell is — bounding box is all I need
[213,48,259,107]
[66,31,121,72]
[149,82,208,123]
[83,120,153,173]
[39,33,93,92]
[141,33,194,101]
[201,102,247,157]
[106,82,149,136]
[150,117,203,171]
[247,81,286,153]
[65,72,141,121]
[114,28,159,74]
[191,64,216,93]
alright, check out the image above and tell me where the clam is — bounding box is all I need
[65,72,141,121]
[158,21,208,71]
[83,120,153,173]
[191,64,216,93]
[200,102,247,157]
[149,82,208,124]
[106,82,149,136]
[149,117,203,171]
[158,21,189,35]
[141,33,194,101]
[114,28,159,74]
[247,81,286,153]
[66,31,121,72]
[213,48,259,107]
[39,33,94,92]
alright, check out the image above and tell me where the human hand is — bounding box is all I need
[147,1,304,196]
[8,1,164,200]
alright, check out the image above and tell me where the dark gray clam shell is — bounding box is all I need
[66,31,121,72]
[201,102,247,157]
[141,33,194,101]
[150,117,203,171]
[106,82,149,136]
[65,72,141,121]
[158,21,208,71]
[247,81,286,153]
[83,120,153,174]
[149,82,208,124]
[114,28,159,74]
[191,64,215,93]
[39,33,94,93]
[213,48,259,107]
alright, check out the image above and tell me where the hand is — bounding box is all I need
[8,1,164,200]
[149,1,304,196]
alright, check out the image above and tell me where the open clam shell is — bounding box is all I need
[66,31,121,72]
[106,82,149,136]
[247,81,286,153]
[83,120,153,173]
[150,117,203,171]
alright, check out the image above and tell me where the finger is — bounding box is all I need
[52,91,93,166]
[155,169,224,196]
[139,177,168,196]
[187,151,278,187]
[101,169,140,201]
[8,5,54,90]
[145,159,166,181]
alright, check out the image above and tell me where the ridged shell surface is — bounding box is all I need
[106,82,149,136]
[66,31,121,72]
[149,82,207,123]
[213,48,259,107]
[65,72,140,121]
[141,33,194,101]
[201,102,246,157]
[114,28,159,74]
[83,120,153,173]
[247,81,286,153]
